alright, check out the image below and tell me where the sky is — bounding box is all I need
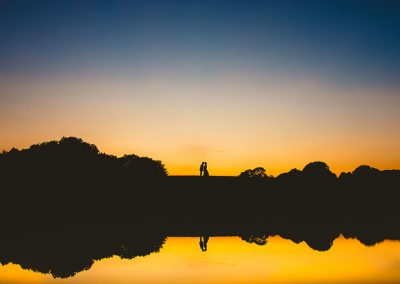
[0,0,400,176]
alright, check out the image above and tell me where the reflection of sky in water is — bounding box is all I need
[1,236,399,284]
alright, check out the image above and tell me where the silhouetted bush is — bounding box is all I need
[302,161,336,180]
[0,137,168,219]
[239,167,268,178]
[121,154,167,178]
[0,137,167,180]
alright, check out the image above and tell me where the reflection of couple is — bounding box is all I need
[199,236,209,252]
[200,162,209,177]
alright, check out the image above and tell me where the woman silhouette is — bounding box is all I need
[203,162,209,177]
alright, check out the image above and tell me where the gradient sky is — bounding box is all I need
[1,0,400,175]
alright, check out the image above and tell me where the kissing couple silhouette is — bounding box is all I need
[199,162,209,177]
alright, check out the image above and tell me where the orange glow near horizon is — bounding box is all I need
[0,236,399,284]
[1,74,400,176]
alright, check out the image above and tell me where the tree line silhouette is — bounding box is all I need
[0,137,399,220]
[1,136,167,180]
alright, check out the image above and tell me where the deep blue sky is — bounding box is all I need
[0,0,399,85]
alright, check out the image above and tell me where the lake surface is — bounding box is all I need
[1,236,399,284]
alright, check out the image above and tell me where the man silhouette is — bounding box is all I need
[200,162,205,176]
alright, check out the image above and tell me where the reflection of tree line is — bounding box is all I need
[0,221,167,278]
[0,218,398,278]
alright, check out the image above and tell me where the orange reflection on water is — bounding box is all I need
[0,236,399,284]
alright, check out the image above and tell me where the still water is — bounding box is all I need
[1,236,399,284]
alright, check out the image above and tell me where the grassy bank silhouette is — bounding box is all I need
[1,137,399,220]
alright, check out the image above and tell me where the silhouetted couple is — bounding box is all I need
[200,162,209,177]
[199,236,209,252]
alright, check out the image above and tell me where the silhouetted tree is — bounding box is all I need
[352,165,380,175]
[239,167,268,178]
[276,168,301,180]
[120,155,167,178]
[302,161,336,179]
